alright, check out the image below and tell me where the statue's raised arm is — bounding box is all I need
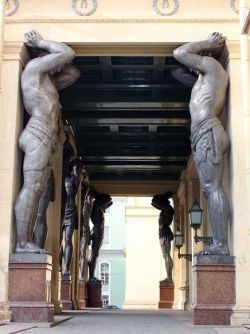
[173,32,226,75]
[24,30,75,74]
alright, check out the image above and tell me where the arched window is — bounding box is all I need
[100,262,110,285]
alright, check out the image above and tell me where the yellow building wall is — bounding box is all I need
[123,197,167,309]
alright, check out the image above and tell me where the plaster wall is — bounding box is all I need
[123,200,165,309]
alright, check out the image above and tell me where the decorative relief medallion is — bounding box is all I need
[6,0,19,16]
[72,0,97,16]
[152,0,179,16]
[230,0,239,15]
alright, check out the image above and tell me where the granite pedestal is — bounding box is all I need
[60,274,73,310]
[87,280,103,308]
[158,280,174,309]
[193,255,235,325]
[79,280,87,309]
[8,254,54,323]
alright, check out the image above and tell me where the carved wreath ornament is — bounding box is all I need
[5,0,19,16]
[152,0,179,16]
[72,0,97,16]
[230,0,239,14]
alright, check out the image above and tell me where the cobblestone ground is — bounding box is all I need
[1,310,249,334]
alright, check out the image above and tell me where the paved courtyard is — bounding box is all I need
[1,310,249,334]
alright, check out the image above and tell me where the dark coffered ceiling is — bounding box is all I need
[60,56,191,181]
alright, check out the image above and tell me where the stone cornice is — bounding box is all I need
[3,42,29,66]
[71,43,182,56]
[5,17,239,24]
[226,40,241,59]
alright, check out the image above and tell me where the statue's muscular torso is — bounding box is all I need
[189,58,228,125]
[21,69,60,152]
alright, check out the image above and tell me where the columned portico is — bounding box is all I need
[0,0,249,327]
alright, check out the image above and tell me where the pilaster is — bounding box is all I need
[227,37,250,325]
[0,42,27,321]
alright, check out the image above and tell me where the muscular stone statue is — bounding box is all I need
[33,170,55,249]
[173,32,230,255]
[14,30,80,253]
[79,186,96,281]
[152,191,174,283]
[88,193,113,281]
[59,160,82,276]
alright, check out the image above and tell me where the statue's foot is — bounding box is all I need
[195,243,229,256]
[89,276,101,283]
[63,270,71,276]
[15,242,49,254]
[160,278,173,284]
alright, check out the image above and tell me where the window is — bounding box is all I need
[102,294,109,306]
[100,262,110,285]
[103,225,110,244]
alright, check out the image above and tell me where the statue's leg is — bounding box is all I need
[79,228,90,280]
[15,169,49,253]
[33,175,52,248]
[165,242,173,281]
[33,217,48,249]
[195,161,229,255]
[15,129,52,253]
[58,229,64,272]
[64,224,74,275]
[88,237,101,280]
[161,241,173,281]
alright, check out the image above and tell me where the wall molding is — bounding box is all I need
[3,42,29,66]
[5,17,239,24]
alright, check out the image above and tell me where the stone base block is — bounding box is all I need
[79,280,87,309]
[61,275,73,310]
[10,303,54,323]
[9,254,54,323]
[87,280,103,308]
[193,255,235,325]
[158,281,174,309]
[194,306,233,325]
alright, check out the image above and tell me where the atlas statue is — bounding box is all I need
[79,186,96,281]
[14,30,80,253]
[173,32,230,255]
[152,191,174,283]
[59,160,82,276]
[88,193,113,281]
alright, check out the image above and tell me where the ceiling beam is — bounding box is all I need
[64,83,188,90]
[81,155,188,162]
[64,101,189,110]
[73,118,190,125]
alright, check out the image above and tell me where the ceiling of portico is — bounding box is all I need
[60,55,191,182]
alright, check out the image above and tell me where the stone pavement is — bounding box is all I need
[1,310,250,334]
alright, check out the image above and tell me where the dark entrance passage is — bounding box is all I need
[60,56,191,182]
